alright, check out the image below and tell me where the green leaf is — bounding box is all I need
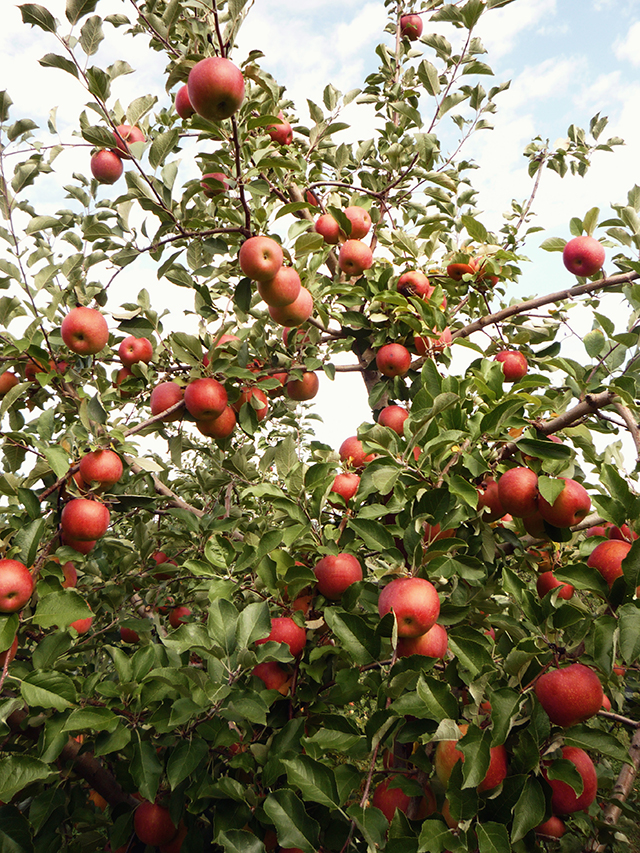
[477,821,510,853]
[281,755,340,808]
[43,446,69,478]
[539,236,566,252]
[63,707,118,732]
[346,804,389,851]
[236,601,272,650]
[619,603,640,664]
[0,757,55,803]
[511,776,546,843]
[537,476,565,506]
[166,738,209,789]
[21,672,76,710]
[218,830,265,853]
[130,738,162,802]
[415,674,458,721]
[347,518,395,551]
[324,609,379,665]
[418,818,454,853]
[584,329,606,358]
[563,725,632,763]
[263,789,320,853]
[0,805,35,853]
[208,598,238,655]
[38,54,78,78]
[79,15,103,55]
[461,214,488,243]
[66,0,99,24]
[149,129,179,169]
[19,4,57,31]
[14,517,44,567]
[32,590,92,629]
[0,615,19,654]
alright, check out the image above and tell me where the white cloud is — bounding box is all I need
[614,20,640,65]
[477,0,558,60]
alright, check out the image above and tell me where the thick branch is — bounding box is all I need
[587,726,640,852]
[614,402,640,461]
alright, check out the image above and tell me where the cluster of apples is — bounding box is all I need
[90,124,146,185]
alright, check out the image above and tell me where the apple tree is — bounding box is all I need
[2,0,640,851]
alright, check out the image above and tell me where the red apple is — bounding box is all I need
[159,823,187,853]
[495,350,528,382]
[118,336,153,367]
[423,522,455,545]
[587,539,631,587]
[90,149,123,184]
[184,378,228,420]
[113,124,145,159]
[233,387,269,421]
[150,381,184,420]
[329,473,360,506]
[252,661,291,694]
[535,816,565,838]
[0,559,34,613]
[267,111,293,145]
[60,499,110,541]
[542,746,597,813]
[435,724,507,792]
[120,626,140,643]
[339,436,374,469]
[258,267,301,307]
[196,405,236,439]
[61,307,109,355]
[62,536,96,555]
[397,271,432,299]
[286,372,319,401]
[269,287,313,326]
[477,478,504,522]
[536,571,574,601]
[414,327,452,355]
[134,801,178,847]
[79,449,123,488]
[378,577,440,638]
[397,623,448,659]
[256,616,306,657]
[70,612,93,634]
[187,57,245,121]
[400,14,423,40]
[175,84,194,119]
[339,239,373,276]
[378,405,409,434]
[563,235,605,277]
[344,206,371,239]
[314,213,340,244]
[535,663,603,727]
[239,236,283,282]
[372,775,435,822]
[61,562,77,588]
[497,467,538,518]
[376,344,411,377]
[0,371,19,396]
[169,606,192,629]
[201,172,229,198]
[538,478,591,527]
[314,553,363,599]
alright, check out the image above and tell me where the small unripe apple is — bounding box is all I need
[563,235,605,277]
[495,350,528,382]
[187,56,245,121]
[90,149,123,184]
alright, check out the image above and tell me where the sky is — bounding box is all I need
[2,0,640,452]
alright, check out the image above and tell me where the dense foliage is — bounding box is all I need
[1,1,640,852]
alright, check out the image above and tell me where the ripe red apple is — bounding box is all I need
[61,562,77,588]
[201,172,229,198]
[435,724,507,792]
[314,553,363,599]
[286,372,319,401]
[372,776,435,822]
[535,816,565,838]
[233,387,268,421]
[446,261,476,280]
[267,111,293,145]
[90,149,123,184]
[376,344,411,377]
[0,559,34,613]
[414,327,452,355]
[62,536,96,555]
[536,572,574,600]
[314,213,341,244]
[269,287,313,326]
[477,478,504,522]
[187,56,245,121]
[256,616,306,657]
[159,822,187,853]
[79,449,123,488]
[239,236,283,282]
[329,472,360,505]
[339,239,373,276]
[70,612,93,634]
[150,381,184,420]
[542,746,597,813]
[258,267,301,307]
[587,539,631,587]
[495,350,528,382]
[378,576,440,638]
[184,378,228,420]
[113,124,145,159]
[118,336,153,367]
[196,405,236,439]
[339,436,374,469]
[423,522,456,545]
[61,306,109,355]
[0,371,19,396]
[378,405,408,434]
[169,606,192,629]
[535,663,603,727]
[134,801,178,847]
[175,84,194,119]
[397,271,432,299]
[497,467,538,518]
[563,235,605,277]
[538,478,591,528]
[397,623,448,659]
[252,661,291,694]
[344,206,371,239]
[400,14,423,40]
[61,499,110,541]
[120,626,140,643]
[0,635,18,668]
